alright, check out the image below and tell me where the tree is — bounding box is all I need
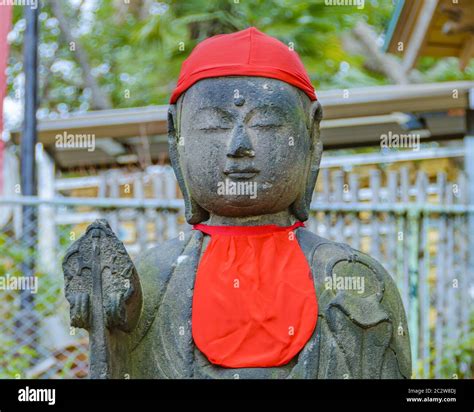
[5,0,473,122]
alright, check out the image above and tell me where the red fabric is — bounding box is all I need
[193,221,304,236]
[170,27,316,104]
[0,5,12,195]
[192,222,318,368]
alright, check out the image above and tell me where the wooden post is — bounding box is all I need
[434,171,447,378]
[106,170,119,234]
[134,174,147,253]
[165,166,178,239]
[416,171,430,377]
[407,185,420,377]
[349,173,360,250]
[445,182,455,348]
[333,170,344,242]
[322,168,331,239]
[37,145,57,275]
[369,169,381,260]
[457,173,469,340]
[387,171,398,279]
[464,89,474,373]
[399,167,410,311]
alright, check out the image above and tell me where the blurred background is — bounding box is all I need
[0,0,473,379]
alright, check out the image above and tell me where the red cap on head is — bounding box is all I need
[170,27,317,104]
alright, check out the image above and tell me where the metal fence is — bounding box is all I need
[0,155,473,379]
[309,167,473,379]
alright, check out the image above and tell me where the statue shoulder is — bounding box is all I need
[130,230,195,347]
[134,230,194,288]
[297,227,411,378]
[297,227,403,304]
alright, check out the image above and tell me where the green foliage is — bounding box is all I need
[438,313,474,379]
[0,1,391,115]
[0,232,61,317]
[419,57,474,83]
[0,232,66,377]
[7,0,473,120]
[0,333,38,379]
[420,311,474,379]
[7,0,474,120]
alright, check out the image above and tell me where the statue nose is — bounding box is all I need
[227,125,255,158]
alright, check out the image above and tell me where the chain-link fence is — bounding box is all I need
[0,196,183,379]
[0,205,88,378]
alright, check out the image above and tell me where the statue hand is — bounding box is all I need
[69,292,90,329]
[62,219,142,333]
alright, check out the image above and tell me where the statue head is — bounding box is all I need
[167,28,323,224]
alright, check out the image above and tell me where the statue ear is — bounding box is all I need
[168,104,210,224]
[290,100,323,221]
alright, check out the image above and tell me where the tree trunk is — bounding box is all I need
[50,0,112,110]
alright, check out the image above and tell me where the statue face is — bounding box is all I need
[177,77,313,217]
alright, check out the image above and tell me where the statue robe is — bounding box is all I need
[104,227,411,379]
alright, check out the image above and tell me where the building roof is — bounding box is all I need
[385,0,474,70]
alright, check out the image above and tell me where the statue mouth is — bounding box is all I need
[226,172,258,180]
[224,167,260,180]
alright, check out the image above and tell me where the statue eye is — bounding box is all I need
[249,122,282,129]
[196,115,232,131]
[194,108,233,130]
[198,124,231,131]
[247,113,283,129]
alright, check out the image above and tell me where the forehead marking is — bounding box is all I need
[233,94,245,106]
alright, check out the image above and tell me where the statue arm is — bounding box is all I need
[336,250,412,379]
[314,242,412,379]
[126,231,195,350]
[366,254,412,379]
[63,221,193,378]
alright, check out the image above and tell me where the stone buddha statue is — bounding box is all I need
[63,27,411,379]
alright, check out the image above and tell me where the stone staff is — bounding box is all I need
[63,219,142,378]
[89,226,109,379]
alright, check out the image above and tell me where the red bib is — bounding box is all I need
[191,222,318,368]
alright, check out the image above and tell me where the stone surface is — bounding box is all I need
[63,219,141,378]
[63,76,412,379]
